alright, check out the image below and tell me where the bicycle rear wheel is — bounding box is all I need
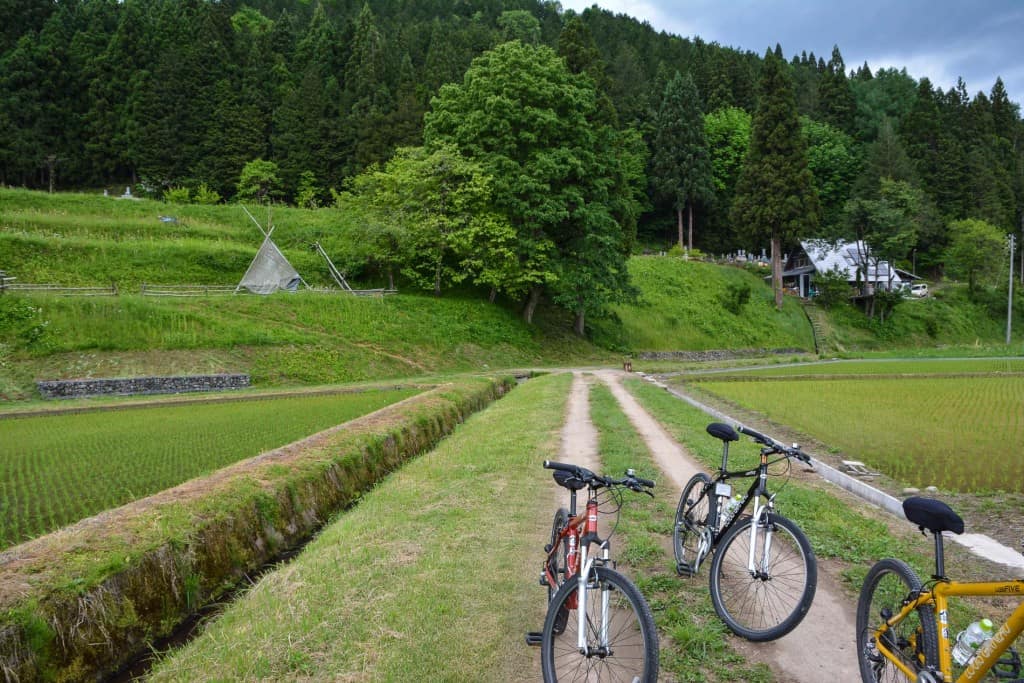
[709,512,816,641]
[673,472,712,575]
[546,507,570,601]
[541,566,659,683]
[856,558,938,683]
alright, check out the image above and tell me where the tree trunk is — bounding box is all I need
[772,234,783,311]
[676,206,684,251]
[387,268,395,291]
[522,285,542,324]
[433,258,442,296]
[573,294,585,337]
[488,287,497,303]
[687,202,694,253]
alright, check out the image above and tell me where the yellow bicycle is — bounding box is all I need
[857,496,1024,682]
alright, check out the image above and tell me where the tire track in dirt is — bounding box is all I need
[591,369,860,683]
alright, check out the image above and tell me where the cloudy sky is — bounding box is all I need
[560,0,1024,107]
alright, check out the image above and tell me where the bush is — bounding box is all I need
[193,183,221,205]
[720,282,751,314]
[814,266,852,309]
[164,186,191,203]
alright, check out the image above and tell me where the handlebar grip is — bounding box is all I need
[543,460,578,473]
[737,424,771,444]
[635,476,655,488]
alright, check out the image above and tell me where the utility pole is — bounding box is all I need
[1009,233,1016,345]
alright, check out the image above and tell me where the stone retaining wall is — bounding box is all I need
[37,373,250,399]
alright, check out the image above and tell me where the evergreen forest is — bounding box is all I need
[2,0,1022,328]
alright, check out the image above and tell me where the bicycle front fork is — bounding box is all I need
[575,541,612,655]
[747,496,775,579]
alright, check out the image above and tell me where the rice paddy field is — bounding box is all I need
[679,359,1024,493]
[0,387,420,550]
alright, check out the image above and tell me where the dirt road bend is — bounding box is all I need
[581,369,860,682]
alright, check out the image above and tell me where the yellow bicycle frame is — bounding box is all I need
[875,579,1024,682]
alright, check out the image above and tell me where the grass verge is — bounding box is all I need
[147,373,573,681]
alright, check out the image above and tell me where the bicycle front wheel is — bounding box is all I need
[673,472,712,575]
[541,566,659,683]
[856,558,938,683]
[709,513,817,641]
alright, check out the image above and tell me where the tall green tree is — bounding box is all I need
[732,47,820,310]
[945,218,1007,294]
[344,3,394,176]
[704,106,752,252]
[346,145,511,296]
[802,117,860,235]
[817,45,855,134]
[649,71,714,253]
[424,41,639,331]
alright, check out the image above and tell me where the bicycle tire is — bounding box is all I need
[546,507,570,602]
[709,512,817,641]
[541,566,659,683]
[856,558,938,683]
[673,472,712,575]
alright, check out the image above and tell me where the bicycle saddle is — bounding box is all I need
[707,422,739,442]
[553,469,587,491]
[903,496,964,535]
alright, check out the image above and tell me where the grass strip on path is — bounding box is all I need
[588,380,773,682]
[148,373,573,682]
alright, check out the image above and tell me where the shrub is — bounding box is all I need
[720,282,751,314]
[164,187,191,203]
[193,183,221,205]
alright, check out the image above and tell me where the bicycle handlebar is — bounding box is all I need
[543,460,655,492]
[736,425,813,464]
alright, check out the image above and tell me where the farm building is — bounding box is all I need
[781,239,918,298]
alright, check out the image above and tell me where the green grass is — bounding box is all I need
[689,358,1024,377]
[0,387,419,549]
[146,373,571,682]
[689,376,1024,493]
[594,257,815,352]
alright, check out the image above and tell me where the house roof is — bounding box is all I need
[800,239,903,285]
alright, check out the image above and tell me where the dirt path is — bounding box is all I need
[580,369,860,682]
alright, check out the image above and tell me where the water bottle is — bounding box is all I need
[952,618,994,666]
[721,494,742,527]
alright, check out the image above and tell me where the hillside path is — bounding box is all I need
[581,369,860,682]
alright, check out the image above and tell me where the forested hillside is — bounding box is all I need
[2,0,1022,317]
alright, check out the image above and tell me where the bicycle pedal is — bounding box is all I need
[676,561,696,577]
[525,631,543,647]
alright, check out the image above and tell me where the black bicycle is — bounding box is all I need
[673,422,818,641]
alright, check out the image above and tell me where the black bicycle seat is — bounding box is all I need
[553,469,587,491]
[903,497,964,535]
[707,422,739,442]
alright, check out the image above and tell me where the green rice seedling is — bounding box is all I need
[0,388,419,549]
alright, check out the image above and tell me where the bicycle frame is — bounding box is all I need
[692,447,780,571]
[542,488,614,654]
[874,580,1024,682]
